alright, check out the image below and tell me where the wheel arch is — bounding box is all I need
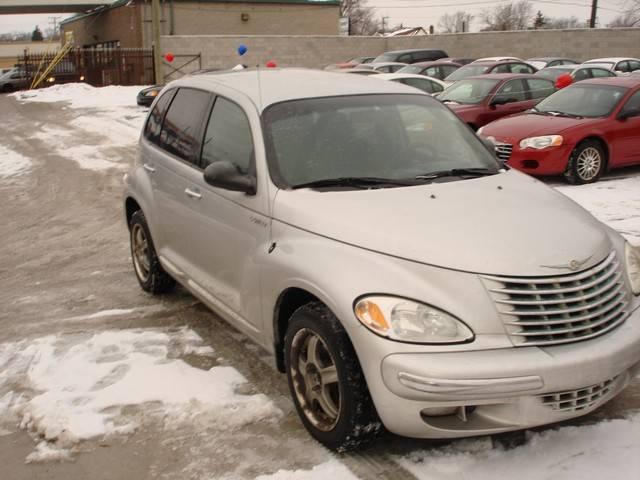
[125,196,142,230]
[576,135,610,168]
[273,287,322,373]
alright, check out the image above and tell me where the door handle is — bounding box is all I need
[184,187,202,199]
[143,163,156,173]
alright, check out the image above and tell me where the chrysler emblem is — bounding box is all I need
[541,255,593,271]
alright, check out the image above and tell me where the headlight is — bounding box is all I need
[625,242,640,295]
[519,135,563,149]
[354,296,474,344]
[477,126,485,135]
[146,89,159,97]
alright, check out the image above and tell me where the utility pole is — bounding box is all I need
[48,16,62,41]
[589,0,598,28]
[152,0,164,84]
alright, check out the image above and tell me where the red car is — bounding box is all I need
[438,74,555,130]
[478,77,640,184]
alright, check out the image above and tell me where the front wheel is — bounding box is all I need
[564,140,605,184]
[284,302,382,451]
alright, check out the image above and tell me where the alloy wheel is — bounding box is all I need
[576,146,602,181]
[131,223,151,282]
[290,328,341,431]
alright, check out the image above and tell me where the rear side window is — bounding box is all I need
[573,69,590,81]
[144,89,175,145]
[511,63,535,74]
[397,54,412,63]
[628,60,640,72]
[591,68,616,78]
[526,78,555,99]
[399,77,433,93]
[201,97,254,173]
[494,79,527,102]
[493,64,511,74]
[159,88,212,164]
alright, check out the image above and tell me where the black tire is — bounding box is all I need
[284,302,382,452]
[564,140,606,184]
[1,84,14,93]
[129,210,175,294]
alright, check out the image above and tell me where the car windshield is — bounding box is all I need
[398,65,422,74]
[536,67,573,80]
[374,53,398,63]
[262,94,499,189]
[535,84,627,117]
[438,78,499,105]
[445,65,490,82]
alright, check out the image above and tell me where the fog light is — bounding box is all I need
[421,407,458,417]
[522,160,539,169]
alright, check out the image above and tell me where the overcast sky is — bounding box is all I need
[0,0,626,34]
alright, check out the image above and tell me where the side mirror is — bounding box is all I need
[203,161,256,195]
[618,108,640,121]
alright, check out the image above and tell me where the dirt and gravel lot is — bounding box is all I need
[1,86,639,480]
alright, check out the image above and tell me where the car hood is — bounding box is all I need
[273,170,611,276]
[482,112,593,140]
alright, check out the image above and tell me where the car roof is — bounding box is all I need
[585,57,639,62]
[464,73,541,81]
[369,62,407,67]
[527,57,572,61]
[381,48,446,55]
[376,73,445,83]
[170,68,419,110]
[406,60,461,68]
[462,60,525,67]
[577,76,640,88]
[542,65,576,70]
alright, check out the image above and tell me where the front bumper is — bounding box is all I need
[372,302,640,439]
[505,143,574,176]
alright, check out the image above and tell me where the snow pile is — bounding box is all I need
[0,145,32,179]
[396,413,640,480]
[11,83,146,110]
[254,459,358,480]
[556,176,640,244]
[0,327,281,459]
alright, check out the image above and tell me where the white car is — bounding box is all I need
[583,58,640,75]
[375,73,446,95]
[473,56,523,63]
[356,62,407,74]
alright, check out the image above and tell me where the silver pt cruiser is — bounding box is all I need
[124,68,640,451]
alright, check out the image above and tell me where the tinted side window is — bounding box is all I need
[591,68,615,78]
[159,88,211,164]
[573,69,589,80]
[628,60,640,72]
[622,90,640,112]
[526,78,554,99]
[400,78,433,93]
[493,64,511,73]
[144,89,175,145]
[441,65,459,78]
[397,54,412,63]
[424,66,439,78]
[511,63,535,74]
[616,61,630,72]
[494,79,527,102]
[201,97,254,173]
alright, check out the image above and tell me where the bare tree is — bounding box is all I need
[480,0,534,31]
[608,0,640,27]
[544,16,584,29]
[438,12,474,33]
[341,0,382,36]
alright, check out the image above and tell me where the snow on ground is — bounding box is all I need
[13,83,147,171]
[396,413,640,480]
[0,327,281,461]
[0,145,32,179]
[254,459,359,480]
[556,175,640,245]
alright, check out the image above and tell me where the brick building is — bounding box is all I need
[60,0,341,49]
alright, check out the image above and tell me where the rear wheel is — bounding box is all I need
[564,140,605,184]
[1,84,14,93]
[284,302,382,451]
[129,210,175,294]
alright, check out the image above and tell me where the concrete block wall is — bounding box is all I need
[161,28,640,74]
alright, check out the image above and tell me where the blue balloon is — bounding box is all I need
[238,45,248,56]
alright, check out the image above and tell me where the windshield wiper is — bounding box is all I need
[291,176,419,190]
[441,99,460,105]
[538,110,583,119]
[415,168,498,180]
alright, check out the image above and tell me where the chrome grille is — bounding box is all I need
[540,376,618,412]
[483,252,629,346]
[494,142,513,161]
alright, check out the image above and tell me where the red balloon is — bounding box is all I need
[266,60,277,68]
[164,53,175,63]
[555,73,573,89]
